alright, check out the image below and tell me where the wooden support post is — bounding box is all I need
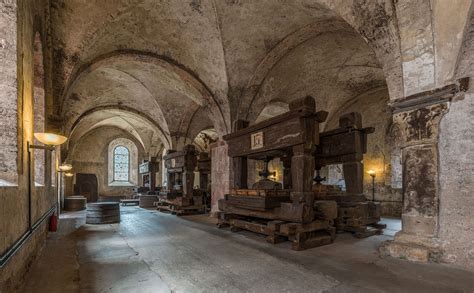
[282,157,292,189]
[291,145,314,193]
[343,161,364,194]
[231,157,248,189]
[182,170,194,198]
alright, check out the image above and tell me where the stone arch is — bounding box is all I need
[60,50,230,137]
[236,1,402,123]
[67,105,171,150]
[193,128,218,153]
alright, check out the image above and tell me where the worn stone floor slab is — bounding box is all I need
[19,207,474,293]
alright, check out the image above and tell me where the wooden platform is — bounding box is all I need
[217,212,335,251]
[334,201,385,238]
[64,196,87,211]
[154,201,205,216]
[120,199,140,206]
[338,223,387,238]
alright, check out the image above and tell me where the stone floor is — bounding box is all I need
[19,207,474,293]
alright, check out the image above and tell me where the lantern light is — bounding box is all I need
[64,172,74,177]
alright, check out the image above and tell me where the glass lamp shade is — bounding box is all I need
[64,172,74,177]
[34,133,67,146]
[367,170,376,177]
[59,164,73,171]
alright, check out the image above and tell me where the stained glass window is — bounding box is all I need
[113,146,129,181]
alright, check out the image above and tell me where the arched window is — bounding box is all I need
[113,146,130,182]
[108,138,138,186]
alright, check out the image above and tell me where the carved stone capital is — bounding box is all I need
[390,78,469,147]
[392,103,448,147]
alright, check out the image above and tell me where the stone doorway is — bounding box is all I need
[74,173,98,202]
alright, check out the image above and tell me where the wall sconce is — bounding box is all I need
[29,132,68,151]
[27,132,68,223]
[58,165,74,214]
[58,164,73,172]
[34,133,67,146]
[367,170,376,201]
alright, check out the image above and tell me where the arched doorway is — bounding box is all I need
[74,173,98,202]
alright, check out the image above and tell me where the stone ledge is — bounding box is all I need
[379,241,431,262]
[379,233,444,263]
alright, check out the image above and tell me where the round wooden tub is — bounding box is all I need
[86,202,120,224]
[64,196,87,211]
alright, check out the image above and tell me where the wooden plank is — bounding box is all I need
[226,194,290,211]
[279,219,331,236]
[230,219,275,236]
[222,204,280,220]
[291,233,333,251]
[225,115,310,157]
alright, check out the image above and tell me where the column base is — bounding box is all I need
[379,232,443,263]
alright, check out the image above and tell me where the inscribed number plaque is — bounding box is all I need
[251,132,264,150]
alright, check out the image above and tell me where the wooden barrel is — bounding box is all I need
[86,202,120,224]
[139,195,159,208]
[64,196,87,211]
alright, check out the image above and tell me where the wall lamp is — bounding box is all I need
[368,170,376,201]
[58,164,73,172]
[58,165,73,212]
[28,133,68,151]
[28,132,68,224]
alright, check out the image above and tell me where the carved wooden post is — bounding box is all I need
[282,157,292,189]
[340,112,365,195]
[229,119,250,190]
[343,162,364,194]
[166,172,172,191]
[231,157,248,189]
[183,145,197,198]
[291,145,315,206]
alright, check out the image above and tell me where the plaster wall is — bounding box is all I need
[438,94,474,270]
[69,127,144,199]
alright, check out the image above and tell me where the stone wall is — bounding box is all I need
[438,94,474,270]
[0,0,18,185]
[68,127,144,199]
[0,0,57,291]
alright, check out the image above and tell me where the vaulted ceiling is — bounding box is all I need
[50,0,401,156]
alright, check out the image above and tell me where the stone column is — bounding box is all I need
[380,81,468,262]
[210,140,230,215]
